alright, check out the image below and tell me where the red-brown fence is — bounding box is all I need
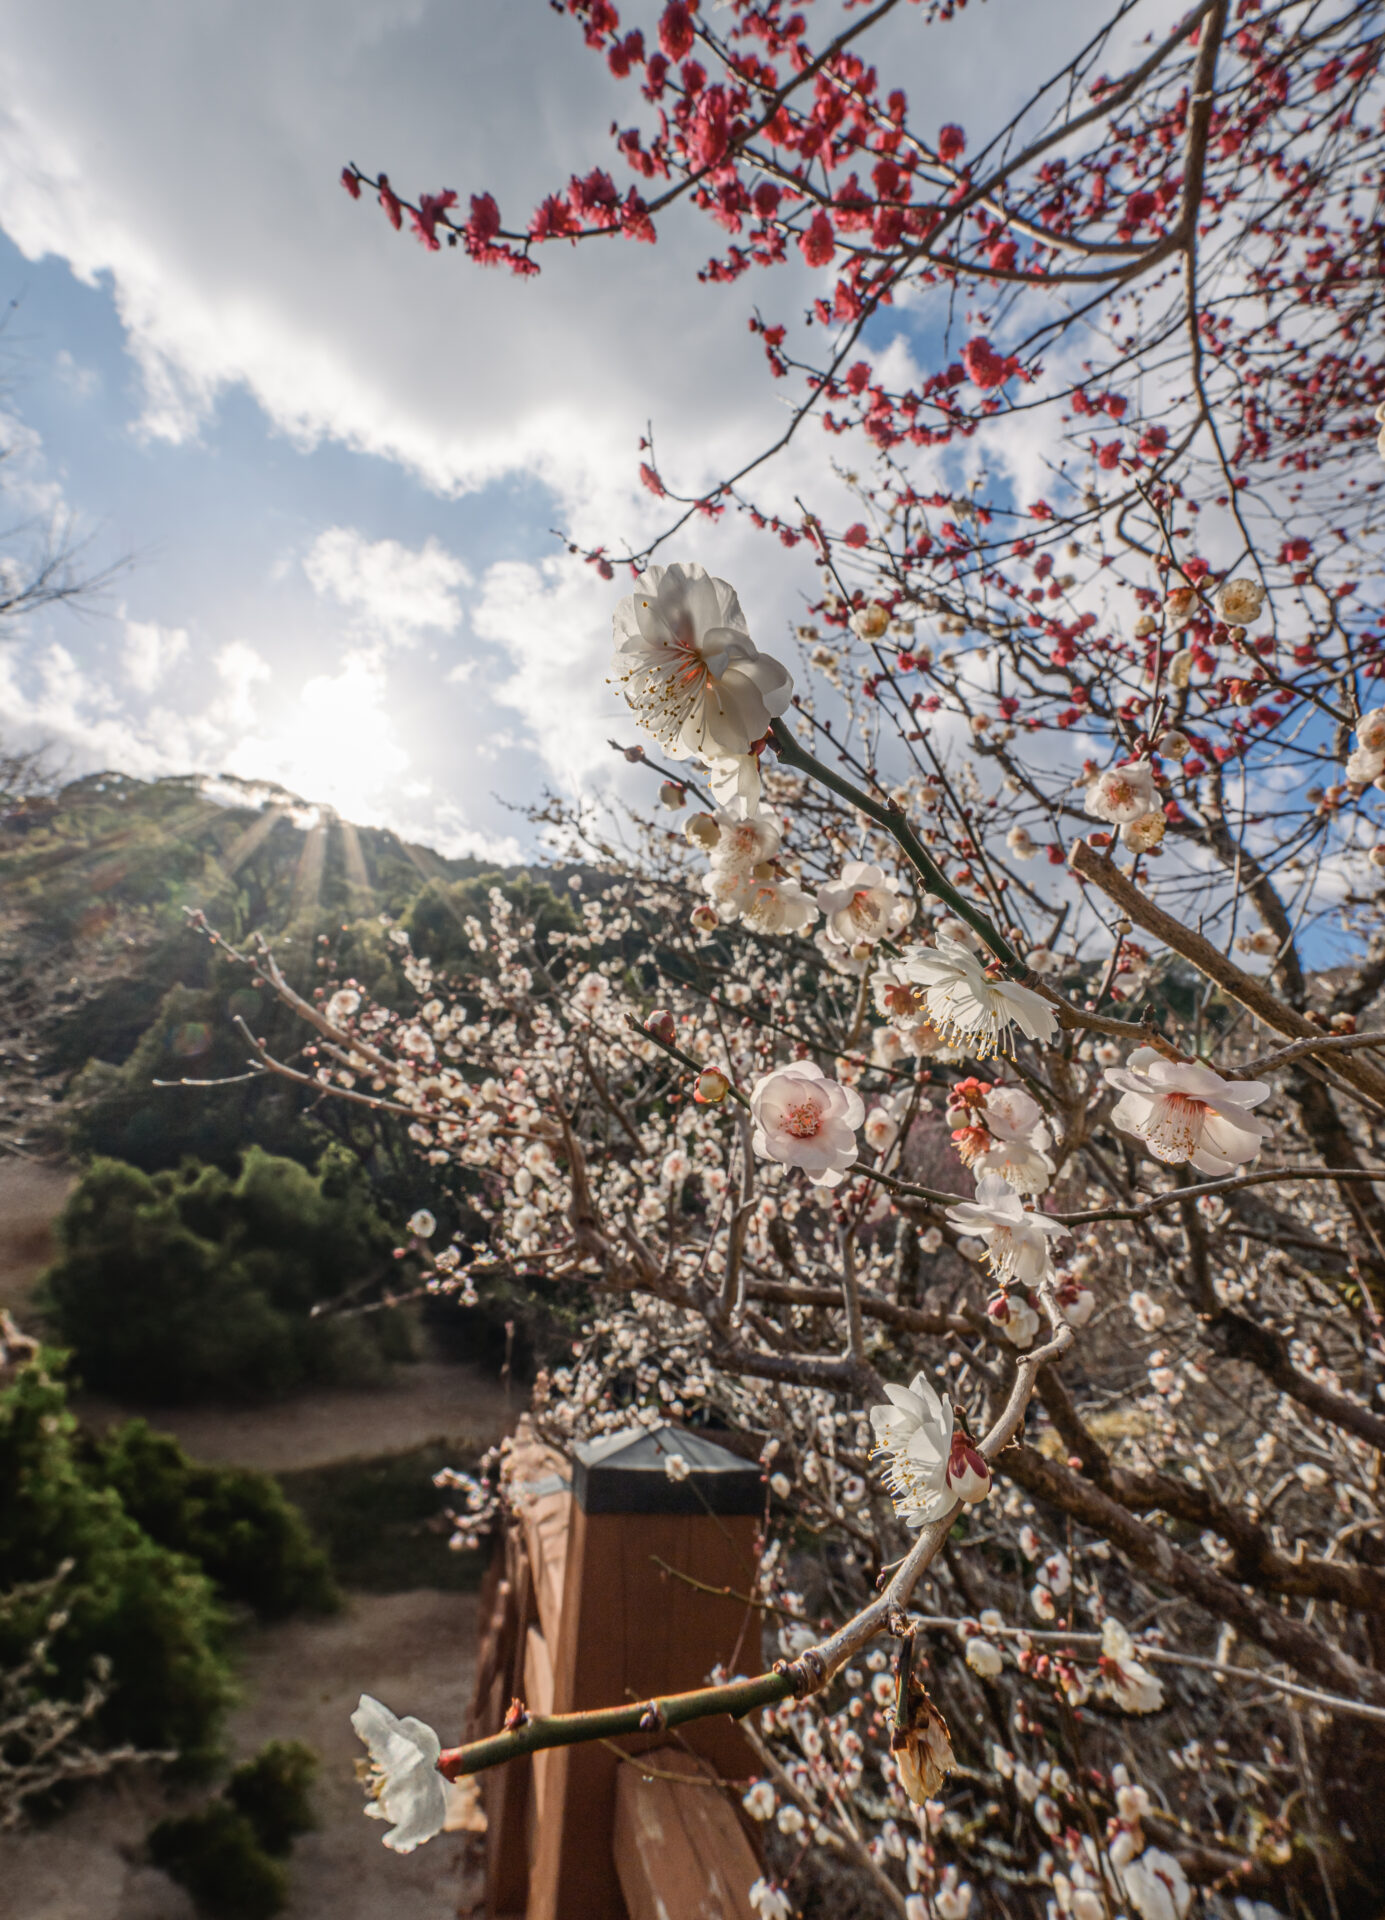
[468,1418,769,1919]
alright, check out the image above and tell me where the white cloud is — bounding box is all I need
[53,347,99,398]
[122,617,188,693]
[303,525,470,644]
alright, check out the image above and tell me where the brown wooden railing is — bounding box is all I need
[467,1418,768,1919]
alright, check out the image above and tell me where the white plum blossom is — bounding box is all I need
[1085,760,1159,826]
[986,1287,1041,1349]
[869,1370,991,1526]
[575,971,610,1010]
[738,876,818,936]
[407,1209,436,1239]
[1121,1847,1193,1920]
[1122,811,1166,854]
[1100,1619,1166,1714]
[350,1695,450,1854]
[971,1084,1055,1196]
[611,562,793,764]
[325,988,361,1023]
[934,1869,974,1919]
[946,1175,1068,1284]
[903,936,1059,1060]
[815,862,913,948]
[1104,1048,1273,1174]
[964,1636,1003,1676]
[1214,577,1266,625]
[742,1781,777,1821]
[749,1061,864,1187]
[748,1880,794,1920]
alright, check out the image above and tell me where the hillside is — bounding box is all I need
[0,769,519,1160]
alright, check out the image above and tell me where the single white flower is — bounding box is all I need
[1121,1847,1192,1920]
[964,1637,1003,1677]
[1121,810,1166,854]
[1056,1275,1096,1326]
[706,751,767,819]
[850,599,891,640]
[407,1209,436,1239]
[710,809,782,870]
[904,936,1058,1061]
[351,1695,449,1854]
[742,1781,777,1821]
[1034,1792,1063,1837]
[663,1452,690,1481]
[946,1174,1068,1284]
[749,1061,864,1187]
[1357,707,1385,754]
[748,1879,794,1920]
[325,988,361,1023]
[1100,1620,1165,1714]
[971,1084,1055,1196]
[868,1369,991,1526]
[986,1288,1041,1349]
[1040,1548,1071,1595]
[1029,1582,1056,1620]
[775,1802,805,1835]
[1157,728,1191,759]
[575,971,610,1009]
[1006,824,1038,861]
[934,1870,973,1919]
[1347,742,1385,787]
[738,875,818,936]
[1104,1047,1273,1175]
[1085,760,1159,826]
[611,562,793,761]
[1214,577,1265,626]
[815,862,913,947]
[864,1105,900,1154]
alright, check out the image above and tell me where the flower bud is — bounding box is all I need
[690,904,719,933]
[684,812,720,848]
[1168,649,1194,689]
[945,1431,991,1505]
[1156,728,1190,759]
[694,1068,730,1105]
[659,780,687,810]
[645,1009,676,1045]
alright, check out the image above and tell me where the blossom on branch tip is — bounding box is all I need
[945,1174,1068,1285]
[351,1696,449,1853]
[611,563,793,766]
[1103,1048,1272,1175]
[902,936,1058,1060]
[868,1370,991,1526]
[749,1060,863,1187]
[1084,760,1159,826]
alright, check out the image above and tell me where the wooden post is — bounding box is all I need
[523,1425,763,1920]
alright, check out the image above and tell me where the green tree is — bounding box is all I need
[96,1424,338,1620]
[0,1359,232,1763]
[42,1145,409,1403]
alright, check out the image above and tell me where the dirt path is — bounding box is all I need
[225,1589,483,1919]
[0,1155,73,1309]
[0,1591,484,1920]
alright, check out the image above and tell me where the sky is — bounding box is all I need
[0,0,1119,862]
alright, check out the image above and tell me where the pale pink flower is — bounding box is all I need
[868,1369,991,1526]
[815,862,913,947]
[1085,760,1159,826]
[749,1060,864,1187]
[612,562,792,760]
[1104,1047,1272,1175]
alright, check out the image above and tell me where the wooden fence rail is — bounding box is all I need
[468,1419,768,1919]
